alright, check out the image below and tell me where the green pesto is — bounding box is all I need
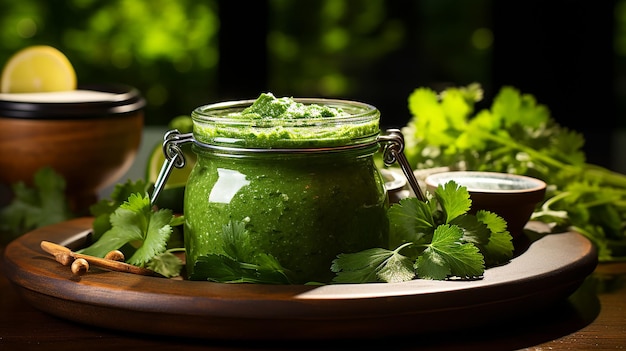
[236,93,347,119]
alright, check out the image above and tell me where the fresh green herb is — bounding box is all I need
[0,167,73,243]
[329,244,415,283]
[415,224,484,280]
[401,83,626,261]
[80,192,184,277]
[89,179,150,241]
[146,250,185,278]
[331,181,513,283]
[189,220,294,284]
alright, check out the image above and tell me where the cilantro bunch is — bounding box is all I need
[331,181,513,283]
[401,83,626,261]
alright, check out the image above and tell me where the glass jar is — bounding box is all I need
[152,97,423,284]
[185,98,387,284]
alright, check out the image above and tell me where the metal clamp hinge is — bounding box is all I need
[378,129,425,201]
[150,129,194,205]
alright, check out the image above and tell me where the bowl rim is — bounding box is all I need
[0,83,145,119]
[424,171,547,194]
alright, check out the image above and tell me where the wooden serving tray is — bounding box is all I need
[2,217,597,340]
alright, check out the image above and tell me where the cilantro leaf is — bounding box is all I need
[190,254,249,283]
[221,219,253,260]
[190,253,293,284]
[146,251,184,278]
[388,197,436,250]
[127,202,173,266]
[415,224,485,280]
[434,181,471,223]
[491,86,550,129]
[80,193,175,267]
[475,210,514,266]
[189,220,294,284]
[377,248,417,283]
[89,179,149,240]
[449,213,491,246]
[331,243,414,283]
[407,88,453,147]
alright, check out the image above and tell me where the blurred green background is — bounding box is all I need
[0,0,623,169]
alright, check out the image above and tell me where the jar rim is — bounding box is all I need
[191,97,381,149]
[192,97,378,125]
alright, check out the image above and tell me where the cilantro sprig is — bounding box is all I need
[80,180,185,277]
[88,179,149,241]
[331,181,513,283]
[401,83,626,261]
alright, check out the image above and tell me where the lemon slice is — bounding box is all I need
[1,45,77,93]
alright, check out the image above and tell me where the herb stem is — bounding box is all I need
[582,166,626,188]
[477,131,567,169]
[478,130,626,188]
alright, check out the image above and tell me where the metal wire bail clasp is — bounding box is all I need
[150,129,194,205]
[378,129,425,201]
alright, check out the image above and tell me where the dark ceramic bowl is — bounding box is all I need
[424,171,547,238]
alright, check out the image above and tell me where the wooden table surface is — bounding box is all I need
[1,241,625,350]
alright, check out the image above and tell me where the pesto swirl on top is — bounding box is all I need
[236,93,348,119]
[192,92,380,148]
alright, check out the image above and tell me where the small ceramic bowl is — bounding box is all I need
[424,171,547,238]
[380,168,409,204]
[0,84,145,212]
